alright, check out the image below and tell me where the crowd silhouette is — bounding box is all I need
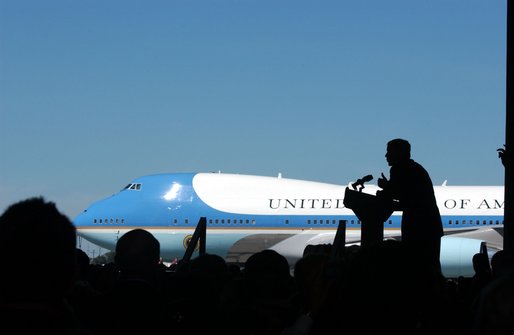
[1,142,513,334]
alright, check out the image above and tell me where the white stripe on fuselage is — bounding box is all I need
[192,173,504,219]
[434,186,504,216]
[193,173,356,215]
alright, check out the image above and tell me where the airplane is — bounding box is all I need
[73,172,505,278]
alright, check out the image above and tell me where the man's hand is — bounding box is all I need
[377,172,389,189]
[498,145,509,168]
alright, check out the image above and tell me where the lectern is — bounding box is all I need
[343,187,396,248]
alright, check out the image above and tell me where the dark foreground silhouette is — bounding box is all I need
[2,195,513,335]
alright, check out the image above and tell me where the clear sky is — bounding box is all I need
[0,0,508,223]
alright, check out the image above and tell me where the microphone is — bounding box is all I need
[351,174,373,192]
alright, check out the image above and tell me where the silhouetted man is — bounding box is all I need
[0,197,82,334]
[377,139,443,273]
[91,229,165,335]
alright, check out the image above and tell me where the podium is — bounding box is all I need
[343,187,396,248]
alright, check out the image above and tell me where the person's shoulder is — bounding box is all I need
[410,159,428,171]
[391,159,414,171]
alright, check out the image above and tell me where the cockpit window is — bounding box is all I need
[123,183,142,191]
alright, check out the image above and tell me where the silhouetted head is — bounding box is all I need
[188,254,229,296]
[115,229,160,276]
[244,249,291,279]
[491,249,514,278]
[189,253,228,275]
[386,138,411,166]
[76,248,91,280]
[472,252,492,277]
[0,197,77,302]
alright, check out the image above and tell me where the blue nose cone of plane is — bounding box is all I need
[73,209,90,228]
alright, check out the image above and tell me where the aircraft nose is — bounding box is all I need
[73,210,90,228]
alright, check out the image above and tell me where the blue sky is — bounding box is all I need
[0,0,507,223]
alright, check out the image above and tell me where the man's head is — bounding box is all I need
[0,197,77,301]
[386,138,411,166]
[115,228,160,276]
